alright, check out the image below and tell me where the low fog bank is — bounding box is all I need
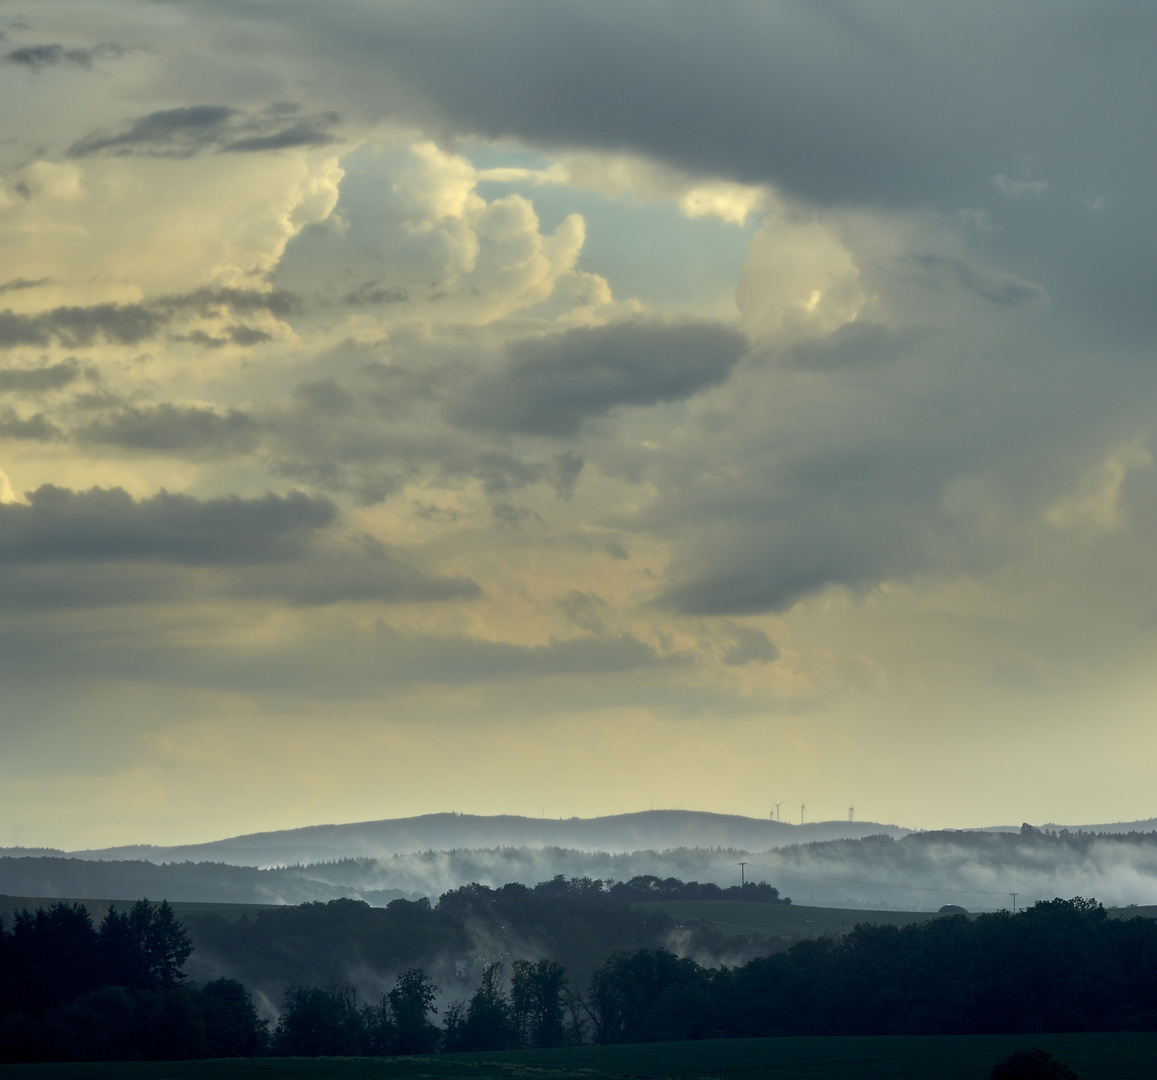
[12,811,910,868]
[8,826,1157,910]
[759,827,1157,909]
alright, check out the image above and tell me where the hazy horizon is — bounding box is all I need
[3,2,1156,849]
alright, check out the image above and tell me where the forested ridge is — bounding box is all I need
[4,883,1157,1062]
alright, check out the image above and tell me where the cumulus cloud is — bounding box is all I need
[449,320,747,437]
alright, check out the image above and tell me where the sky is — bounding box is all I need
[2,1,1156,849]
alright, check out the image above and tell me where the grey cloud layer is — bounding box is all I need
[0,289,299,349]
[67,103,340,158]
[78,404,261,456]
[2,43,124,69]
[449,321,746,437]
[0,485,335,565]
[179,0,1156,342]
[0,360,91,393]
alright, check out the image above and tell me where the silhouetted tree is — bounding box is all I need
[511,958,568,1048]
[444,963,516,1051]
[387,968,439,1054]
[272,985,364,1056]
[200,978,269,1057]
[990,1047,1081,1079]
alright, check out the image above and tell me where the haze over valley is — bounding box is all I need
[8,810,1157,911]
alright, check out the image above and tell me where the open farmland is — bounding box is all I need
[0,896,278,927]
[1,1034,1156,1080]
[631,898,957,939]
[632,898,1157,941]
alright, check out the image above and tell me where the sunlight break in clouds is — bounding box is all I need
[2,0,1157,848]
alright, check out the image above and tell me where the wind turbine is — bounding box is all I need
[800,802,806,826]
[772,802,784,822]
[848,805,855,822]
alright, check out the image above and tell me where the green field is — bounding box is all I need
[631,898,954,939]
[632,899,1157,940]
[1,1034,1155,1080]
[0,896,279,926]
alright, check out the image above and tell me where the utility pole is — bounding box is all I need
[739,862,747,887]
[1010,892,1018,914]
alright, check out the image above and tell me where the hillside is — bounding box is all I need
[4,811,908,868]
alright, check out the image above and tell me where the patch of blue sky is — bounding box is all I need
[483,175,758,315]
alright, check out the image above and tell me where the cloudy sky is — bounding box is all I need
[2,1,1155,848]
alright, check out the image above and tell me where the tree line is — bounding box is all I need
[184,876,730,996]
[0,899,265,1061]
[6,891,1157,1061]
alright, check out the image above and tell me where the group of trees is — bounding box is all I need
[271,959,578,1057]
[185,878,689,996]
[0,900,265,1062]
[271,968,441,1056]
[599,875,787,903]
[8,890,1157,1062]
[586,898,1157,1041]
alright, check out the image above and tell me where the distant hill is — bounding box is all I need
[3,811,912,869]
[6,813,1157,913]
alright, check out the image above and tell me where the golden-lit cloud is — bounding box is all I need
[2,0,1157,848]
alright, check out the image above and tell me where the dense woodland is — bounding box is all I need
[4,884,1157,1061]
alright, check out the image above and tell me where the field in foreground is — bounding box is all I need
[2,1033,1156,1080]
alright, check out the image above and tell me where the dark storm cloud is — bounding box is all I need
[2,43,123,69]
[77,404,262,455]
[449,321,746,437]
[0,485,336,565]
[0,289,300,349]
[265,1,1147,206]
[0,359,88,393]
[182,0,1155,341]
[67,104,339,158]
[648,363,1011,615]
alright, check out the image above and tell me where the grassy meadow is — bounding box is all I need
[631,898,953,938]
[633,899,1157,940]
[1,1034,1155,1080]
[0,897,278,927]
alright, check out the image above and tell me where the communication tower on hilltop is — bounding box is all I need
[848,805,855,822]
[800,802,806,826]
